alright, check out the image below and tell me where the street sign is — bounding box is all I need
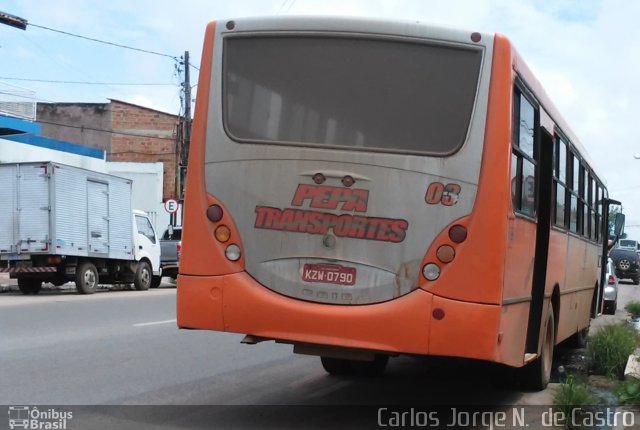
[164,199,179,214]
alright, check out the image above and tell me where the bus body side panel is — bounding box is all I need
[429,296,500,361]
[495,303,530,367]
[559,236,584,341]
[546,228,569,339]
[556,234,599,343]
[480,35,533,368]
[503,219,536,305]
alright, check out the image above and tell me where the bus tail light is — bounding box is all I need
[215,225,231,243]
[422,263,440,281]
[225,244,241,261]
[436,245,455,263]
[206,204,224,223]
[448,225,467,243]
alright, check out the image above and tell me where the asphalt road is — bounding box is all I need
[1,282,639,429]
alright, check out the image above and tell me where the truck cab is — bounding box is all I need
[132,210,161,280]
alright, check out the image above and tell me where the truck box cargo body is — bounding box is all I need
[0,162,161,294]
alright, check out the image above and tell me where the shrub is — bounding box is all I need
[625,300,640,318]
[553,375,594,428]
[589,324,640,379]
[616,379,640,405]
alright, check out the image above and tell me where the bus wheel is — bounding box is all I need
[566,326,589,349]
[519,308,555,391]
[351,355,389,377]
[18,278,42,295]
[75,262,98,294]
[320,357,354,375]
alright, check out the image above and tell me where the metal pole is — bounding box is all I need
[178,51,191,224]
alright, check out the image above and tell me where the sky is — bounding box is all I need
[1,0,640,236]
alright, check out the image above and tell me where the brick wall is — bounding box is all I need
[109,100,179,200]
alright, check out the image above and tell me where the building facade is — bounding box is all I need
[37,100,179,200]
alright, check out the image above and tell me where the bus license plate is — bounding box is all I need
[302,263,356,286]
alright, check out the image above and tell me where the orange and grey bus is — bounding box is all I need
[177,17,623,390]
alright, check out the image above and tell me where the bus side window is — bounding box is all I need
[511,88,537,218]
[553,137,567,228]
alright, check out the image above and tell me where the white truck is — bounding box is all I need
[0,162,161,294]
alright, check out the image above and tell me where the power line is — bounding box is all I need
[0,76,177,86]
[27,22,178,60]
[0,89,56,103]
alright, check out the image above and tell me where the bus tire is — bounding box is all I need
[75,262,98,294]
[320,357,353,375]
[351,355,389,377]
[18,278,42,295]
[519,308,555,391]
[134,261,152,291]
[566,326,589,348]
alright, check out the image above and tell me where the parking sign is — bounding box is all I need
[164,199,179,214]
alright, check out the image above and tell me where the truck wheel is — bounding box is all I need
[75,262,98,294]
[18,278,42,295]
[518,308,555,390]
[134,261,152,291]
[150,275,162,288]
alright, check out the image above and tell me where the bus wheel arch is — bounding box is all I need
[550,286,560,342]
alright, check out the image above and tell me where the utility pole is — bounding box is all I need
[177,50,191,222]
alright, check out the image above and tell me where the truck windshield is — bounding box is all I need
[223,35,482,155]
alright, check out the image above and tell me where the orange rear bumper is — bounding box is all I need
[177,272,500,361]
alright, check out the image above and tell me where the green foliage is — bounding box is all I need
[553,375,594,428]
[589,324,640,379]
[616,379,640,405]
[625,301,640,318]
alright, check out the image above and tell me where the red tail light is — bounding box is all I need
[608,275,615,285]
[177,242,182,263]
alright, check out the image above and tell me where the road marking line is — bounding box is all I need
[133,319,177,327]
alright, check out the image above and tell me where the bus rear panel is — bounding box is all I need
[177,17,589,377]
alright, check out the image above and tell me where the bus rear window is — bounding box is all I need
[223,35,482,155]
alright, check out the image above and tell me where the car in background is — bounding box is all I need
[603,257,618,314]
[609,248,640,285]
[617,238,639,252]
[159,226,182,282]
